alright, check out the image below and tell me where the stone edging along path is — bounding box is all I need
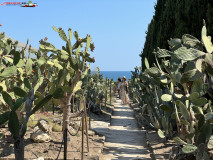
[92,99,151,160]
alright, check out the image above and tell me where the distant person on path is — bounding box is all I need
[120,76,130,104]
[117,78,121,99]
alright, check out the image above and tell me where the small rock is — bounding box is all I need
[33,126,40,133]
[53,117,62,124]
[88,130,95,136]
[38,119,51,133]
[31,130,51,143]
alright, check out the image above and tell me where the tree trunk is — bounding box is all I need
[61,70,82,159]
[62,94,72,160]
[14,137,24,160]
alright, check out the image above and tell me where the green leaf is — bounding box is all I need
[203,122,212,140]
[74,31,79,41]
[176,100,190,121]
[0,111,10,125]
[192,97,207,106]
[170,82,174,94]
[173,137,187,145]
[2,91,13,108]
[147,67,161,77]
[168,38,182,47]
[68,28,72,40]
[58,29,68,42]
[205,53,213,65]
[53,88,64,99]
[24,78,32,90]
[192,106,203,115]
[174,93,184,99]
[74,81,82,94]
[185,133,195,141]
[156,49,172,58]
[202,25,213,53]
[8,111,20,137]
[160,105,174,112]
[37,56,46,67]
[195,59,203,72]
[144,57,149,69]
[160,74,168,83]
[34,76,44,92]
[196,132,206,146]
[182,144,197,153]
[13,98,24,111]
[26,58,33,75]
[0,66,17,78]
[174,47,205,61]
[189,92,199,101]
[157,129,165,138]
[0,81,6,91]
[180,69,201,84]
[16,59,24,68]
[198,115,205,131]
[31,95,53,114]
[52,26,59,32]
[13,87,27,97]
[13,51,20,65]
[4,56,13,63]
[191,78,203,94]
[161,94,172,102]
[86,35,91,51]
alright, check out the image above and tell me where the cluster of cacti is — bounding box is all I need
[80,68,114,108]
[129,21,213,159]
[0,25,95,160]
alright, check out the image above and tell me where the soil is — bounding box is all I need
[0,102,113,160]
[0,97,174,160]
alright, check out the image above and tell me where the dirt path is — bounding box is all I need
[93,99,151,160]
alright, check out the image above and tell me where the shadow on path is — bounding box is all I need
[92,99,151,160]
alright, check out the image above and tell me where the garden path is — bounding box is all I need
[93,99,151,160]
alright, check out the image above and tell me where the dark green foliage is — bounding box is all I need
[8,111,20,137]
[141,0,213,70]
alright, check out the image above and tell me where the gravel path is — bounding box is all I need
[93,99,151,160]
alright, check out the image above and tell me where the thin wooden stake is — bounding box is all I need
[105,89,107,111]
[64,128,68,160]
[84,100,89,152]
[81,109,84,160]
[88,102,91,130]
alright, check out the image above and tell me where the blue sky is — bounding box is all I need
[0,0,156,71]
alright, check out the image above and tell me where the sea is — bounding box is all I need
[91,71,132,81]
